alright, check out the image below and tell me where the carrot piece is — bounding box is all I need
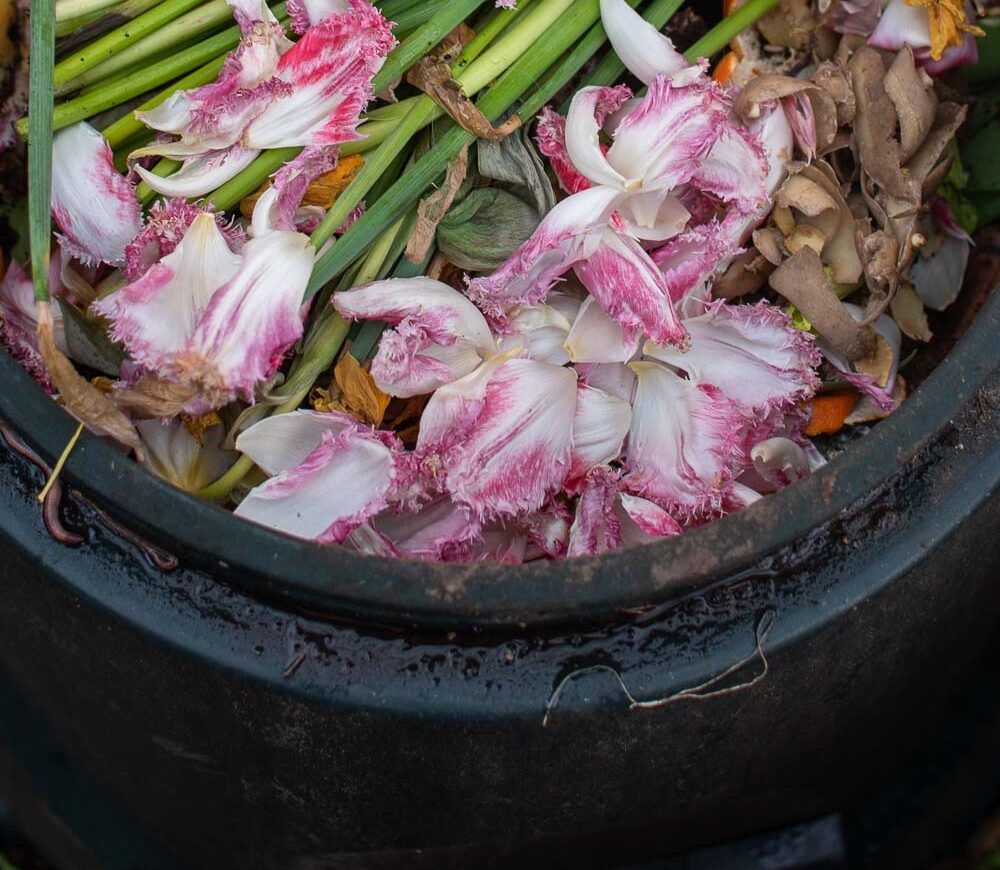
[712,51,739,85]
[804,390,861,437]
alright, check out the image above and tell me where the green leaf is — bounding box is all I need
[57,299,126,376]
[963,120,1000,192]
[476,123,555,215]
[437,187,542,271]
[28,0,57,303]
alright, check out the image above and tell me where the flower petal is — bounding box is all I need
[576,361,636,402]
[51,123,142,267]
[624,360,745,517]
[644,300,821,419]
[567,382,632,489]
[536,106,593,194]
[567,467,623,556]
[500,300,575,365]
[251,145,337,233]
[244,0,395,149]
[137,418,233,492]
[234,423,397,543]
[599,0,694,85]
[285,0,349,33]
[466,184,624,324]
[691,120,769,212]
[564,294,641,363]
[0,260,64,390]
[235,408,356,474]
[618,492,682,542]
[334,277,495,397]
[606,76,724,192]
[134,146,260,199]
[373,497,481,561]
[565,84,634,189]
[419,358,577,520]
[652,213,746,306]
[94,213,244,372]
[180,227,314,406]
[574,229,688,348]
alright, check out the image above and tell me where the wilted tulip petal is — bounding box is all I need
[137,418,233,492]
[133,147,261,199]
[625,361,746,517]
[618,492,682,542]
[566,382,632,490]
[0,260,69,390]
[417,358,577,520]
[182,227,313,406]
[466,184,623,323]
[599,0,697,85]
[536,107,593,194]
[235,408,354,473]
[574,230,688,348]
[243,0,395,150]
[869,0,981,73]
[95,213,244,373]
[334,277,497,397]
[564,295,641,364]
[286,0,349,33]
[51,123,142,267]
[564,84,635,189]
[644,301,821,420]
[576,361,636,402]
[373,497,481,561]
[500,300,576,365]
[235,413,399,543]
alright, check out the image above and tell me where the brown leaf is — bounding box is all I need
[333,352,391,427]
[35,301,143,456]
[733,74,838,153]
[769,247,877,361]
[406,53,521,141]
[113,375,198,419]
[883,47,938,162]
[855,221,900,322]
[240,154,365,219]
[405,143,470,264]
[890,281,933,342]
[812,60,855,127]
[712,249,776,300]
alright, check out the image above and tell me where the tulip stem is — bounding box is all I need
[685,0,782,58]
[29,0,56,304]
[56,0,124,22]
[53,0,204,87]
[57,0,237,96]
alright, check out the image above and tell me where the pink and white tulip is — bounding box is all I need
[51,123,142,267]
[94,202,314,412]
[869,0,980,73]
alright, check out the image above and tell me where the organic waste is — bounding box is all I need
[0,0,994,562]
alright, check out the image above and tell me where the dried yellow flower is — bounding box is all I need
[905,0,984,60]
[240,154,366,219]
[182,410,223,445]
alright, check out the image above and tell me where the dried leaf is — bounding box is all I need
[812,60,855,126]
[844,375,906,425]
[769,247,876,361]
[437,187,542,271]
[855,221,900,322]
[733,74,838,152]
[853,332,895,387]
[477,122,556,216]
[333,351,390,427]
[35,301,142,455]
[713,249,776,300]
[405,143,470,264]
[883,47,938,162]
[406,54,521,141]
[890,281,933,341]
[753,227,786,265]
[113,375,198,419]
[906,0,984,61]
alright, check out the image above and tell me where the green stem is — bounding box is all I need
[308,0,578,250]
[370,0,489,95]
[53,0,204,87]
[685,0,782,58]
[101,53,226,147]
[135,158,182,204]
[29,0,56,303]
[56,0,123,22]
[57,0,236,96]
[55,0,162,42]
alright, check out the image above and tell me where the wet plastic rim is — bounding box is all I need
[0,291,996,630]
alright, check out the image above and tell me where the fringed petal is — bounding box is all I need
[333,277,495,397]
[234,421,397,543]
[691,120,769,212]
[285,0,349,33]
[599,0,695,85]
[574,229,689,348]
[624,360,746,517]
[536,107,593,194]
[252,145,337,233]
[465,184,623,325]
[244,0,395,149]
[618,492,682,542]
[565,84,634,189]
[0,260,65,390]
[566,382,632,490]
[94,213,244,372]
[606,76,725,193]
[652,213,745,305]
[181,227,314,406]
[124,198,245,282]
[235,408,357,474]
[51,123,142,267]
[418,358,577,521]
[644,300,821,420]
[373,497,481,561]
[567,467,623,556]
[576,361,636,402]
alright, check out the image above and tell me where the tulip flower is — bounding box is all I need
[94,200,314,413]
[51,122,142,267]
[137,418,234,492]
[132,0,394,200]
